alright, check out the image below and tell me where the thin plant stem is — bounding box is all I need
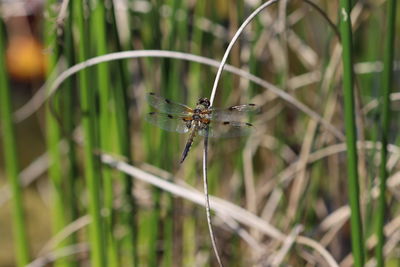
[44,1,72,266]
[202,131,223,267]
[302,0,340,40]
[90,0,120,265]
[204,0,278,264]
[0,20,30,267]
[204,0,278,265]
[73,1,106,266]
[209,0,279,106]
[108,3,137,265]
[62,0,79,251]
[375,0,397,265]
[338,1,365,266]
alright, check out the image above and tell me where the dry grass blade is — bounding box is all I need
[270,225,303,266]
[12,59,65,123]
[0,152,49,207]
[296,237,339,267]
[26,243,88,267]
[99,152,339,266]
[38,215,91,255]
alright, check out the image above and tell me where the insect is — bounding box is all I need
[145,92,258,163]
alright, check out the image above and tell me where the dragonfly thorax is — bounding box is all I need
[192,114,201,120]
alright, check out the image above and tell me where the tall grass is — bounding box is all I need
[90,1,122,266]
[338,0,365,266]
[61,0,80,262]
[376,0,397,265]
[0,20,29,267]
[73,0,106,266]
[1,0,399,266]
[44,0,74,266]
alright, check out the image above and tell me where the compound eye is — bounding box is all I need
[201,98,210,107]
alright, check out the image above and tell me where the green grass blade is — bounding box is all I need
[338,1,365,266]
[73,1,106,266]
[375,0,397,265]
[108,3,138,265]
[61,2,80,263]
[44,1,73,266]
[90,1,120,266]
[0,21,30,266]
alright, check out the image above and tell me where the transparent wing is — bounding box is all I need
[208,104,259,122]
[198,121,255,138]
[146,92,193,116]
[145,112,191,134]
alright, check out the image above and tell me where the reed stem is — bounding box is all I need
[338,1,365,266]
[0,21,30,266]
[74,1,106,266]
[375,0,397,265]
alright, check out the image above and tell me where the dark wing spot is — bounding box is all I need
[167,114,174,119]
[149,92,155,95]
[223,121,230,125]
[149,111,156,115]
[249,103,256,106]
[165,98,171,104]
[246,122,253,126]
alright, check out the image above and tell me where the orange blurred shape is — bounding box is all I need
[6,35,47,81]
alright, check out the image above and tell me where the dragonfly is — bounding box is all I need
[145,92,258,163]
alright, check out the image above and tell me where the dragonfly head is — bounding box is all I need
[197,97,210,108]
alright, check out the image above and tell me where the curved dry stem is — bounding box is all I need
[204,2,279,264]
[13,59,65,122]
[0,151,49,207]
[296,236,339,267]
[13,50,344,139]
[302,0,340,40]
[38,215,91,255]
[270,225,303,266]
[26,243,88,267]
[208,0,279,106]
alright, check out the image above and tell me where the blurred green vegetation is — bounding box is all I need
[0,0,399,266]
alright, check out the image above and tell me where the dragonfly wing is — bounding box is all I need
[209,104,259,122]
[145,112,190,134]
[146,92,192,116]
[198,121,255,138]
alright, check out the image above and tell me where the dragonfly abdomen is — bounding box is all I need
[180,128,197,163]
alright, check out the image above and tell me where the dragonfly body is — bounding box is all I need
[145,93,257,163]
[180,98,211,163]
